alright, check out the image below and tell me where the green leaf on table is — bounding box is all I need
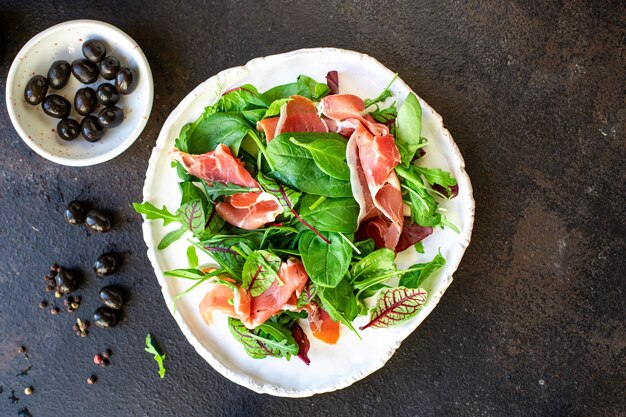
[133,202,178,226]
[145,334,166,378]
[299,194,359,233]
[241,250,282,297]
[298,231,352,288]
[360,287,428,330]
[399,252,446,289]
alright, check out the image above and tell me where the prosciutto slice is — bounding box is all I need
[321,94,389,137]
[173,144,282,229]
[256,95,327,142]
[198,258,309,329]
[256,117,279,142]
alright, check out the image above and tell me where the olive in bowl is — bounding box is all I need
[115,67,137,95]
[42,95,71,118]
[94,253,118,276]
[47,60,71,89]
[99,56,120,80]
[57,118,81,141]
[74,87,97,116]
[96,83,120,106]
[82,39,107,63]
[24,75,48,105]
[71,59,99,84]
[98,106,124,128]
[80,116,104,142]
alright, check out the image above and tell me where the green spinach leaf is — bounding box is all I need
[396,93,422,165]
[299,194,359,233]
[262,75,330,103]
[317,278,359,335]
[298,231,352,288]
[399,252,446,288]
[289,136,350,181]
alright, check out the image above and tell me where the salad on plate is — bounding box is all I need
[134,71,459,364]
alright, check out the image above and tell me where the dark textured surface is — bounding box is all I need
[1,1,625,416]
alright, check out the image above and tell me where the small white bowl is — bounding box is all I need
[6,20,153,166]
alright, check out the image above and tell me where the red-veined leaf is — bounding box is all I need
[177,199,205,236]
[360,287,428,330]
[241,250,281,297]
[296,280,317,308]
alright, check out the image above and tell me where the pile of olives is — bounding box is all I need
[64,200,113,232]
[23,39,137,142]
[94,254,125,329]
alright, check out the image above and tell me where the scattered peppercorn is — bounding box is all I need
[101,358,110,367]
[87,375,97,385]
[24,386,33,396]
[39,300,48,308]
[51,263,60,272]
[18,346,26,353]
[103,348,112,358]
[54,290,62,298]
[46,284,55,292]
[93,354,103,365]
[51,307,59,315]
[64,295,81,313]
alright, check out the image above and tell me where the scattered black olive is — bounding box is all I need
[85,209,112,232]
[82,39,107,63]
[96,83,120,105]
[57,118,80,141]
[47,60,71,89]
[80,115,104,142]
[41,94,71,118]
[99,286,124,310]
[71,59,99,84]
[94,253,118,276]
[98,106,124,128]
[93,307,119,328]
[99,56,120,80]
[115,67,137,95]
[24,75,48,105]
[55,268,79,294]
[74,87,97,115]
[64,200,88,224]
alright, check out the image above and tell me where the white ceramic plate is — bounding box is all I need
[141,48,474,397]
[6,20,153,166]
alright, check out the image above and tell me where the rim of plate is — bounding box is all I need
[142,47,475,397]
[5,19,154,167]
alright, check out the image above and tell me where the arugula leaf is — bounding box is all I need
[241,250,282,297]
[298,231,352,288]
[412,167,457,190]
[157,226,187,250]
[360,287,427,330]
[202,181,259,200]
[396,165,442,228]
[369,102,397,124]
[228,317,299,359]
[263,98,291,119]
[187,245,199,268]
[145,334,166,378]
[133,202,178,226]
[289,136,350,181]
[396,92,423,166]
[399,252,445,288]
[299,194,359,233]
[364,74,397,108]
[267,133,352,198]
[197,236,258,280]
[163,268,206,279]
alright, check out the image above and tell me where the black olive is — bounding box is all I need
[85,209,112,232]
[99,286,124,310]
[55,268,80,294]
[93,307,119,328]
[64,200,88,224]
[71,59,99,84]
[74,87,97,116]
[94,253,118,276]
[47,60,71,89]
[24,75,48,105]
[98,106,124,128]
[99,56,120,80]
[115,67,137,95]
[57,118,80,141]
[96,83,120,105]
[80,115,104,142]
[41,95,71,118]
[82,39,107,63]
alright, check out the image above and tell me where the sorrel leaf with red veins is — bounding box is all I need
[197,236,258,281]
[361,287,428,330]
[296,280,317,308]
[177,199,205,236]
[241,250,282,297]
[257,172,301,217]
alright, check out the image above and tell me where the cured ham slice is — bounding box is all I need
[274,95,327,138]
[216,192,283,230]
[198,258,309,329]
[173,144,283,229]
[306,303,340,344]
[173,144,257,188]
[256,117,279,142]
[321,94,389,137]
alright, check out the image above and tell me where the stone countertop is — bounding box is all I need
[0,1,624,416]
